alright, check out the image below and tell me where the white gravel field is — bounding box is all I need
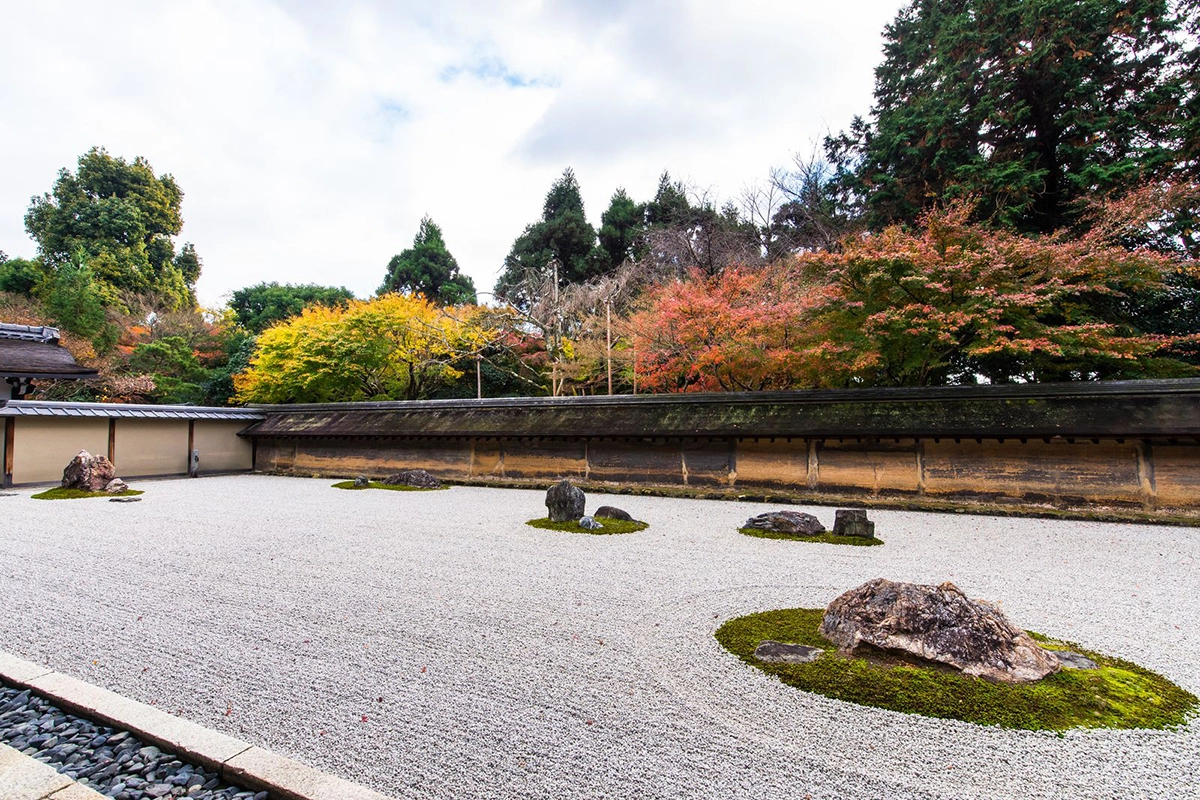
[1,475,1197,800]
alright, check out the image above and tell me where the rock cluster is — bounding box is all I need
[61,450,128,494]
[819,578,1061,683]
[0,684,264,799]
[383,469,442,489]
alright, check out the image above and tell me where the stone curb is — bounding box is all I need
[0,652,395,800]
[0,742,108,800]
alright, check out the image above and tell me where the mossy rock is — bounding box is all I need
[526,517,649,535]
[738,527,883,546]
[715,608,1197,731]
[332,480,446,492]
[32,488,144,500]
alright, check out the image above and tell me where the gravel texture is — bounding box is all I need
[0,683,265,799]
[1,475,1197,800]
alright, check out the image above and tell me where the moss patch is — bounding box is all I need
[738,527,883,546]
[332,480,445,492]
[526,517,649,535]
[32,487,144,500]
[715,608,1197,731]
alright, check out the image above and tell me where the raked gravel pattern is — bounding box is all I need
[1,475,1197,800]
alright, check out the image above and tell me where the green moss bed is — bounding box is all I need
[31,487,144,500]
[526,517,649,535]
[738,527,884,546]
[332,480,446,492]
[715,608,1197,731]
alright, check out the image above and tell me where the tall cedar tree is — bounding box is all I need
[25,147,200,307]
[379,216,477,304]
[494,168,597,305]
[595,188,645,270]
[828,0,1190,234]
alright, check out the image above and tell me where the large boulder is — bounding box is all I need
[819,578,1060,683]
[743,510,825,536]
[545,479,585,522]
[382,469,441,489]
[62,450,117,492]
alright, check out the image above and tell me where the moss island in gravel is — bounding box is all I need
[332,480,445,492]
[738,528,883,546]
[716,608,1197,731]
[527,517,649,535]
[32,488,144,500]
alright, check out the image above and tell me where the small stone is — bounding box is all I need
[353,475,370,488]
[754,641,824,663]
[1056,651,1099,670]
[110,497,142,503]
[593,505,633,521]
[578,516,603,530]
[381,469,441,489]
[545,479,585,522]
[104,478,130,494]
[743,510,825,536]
[832,508,876,538]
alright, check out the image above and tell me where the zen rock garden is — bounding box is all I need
[30,450,142,501]
[533,479,647,534]
[741,507,880,545]
[339,468,443,491]
[719,576,1193,731]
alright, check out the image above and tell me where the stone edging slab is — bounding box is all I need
[0,741,108,799]
[0,651,393,800]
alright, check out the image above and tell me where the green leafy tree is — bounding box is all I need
[379,216,476,304]
[0,257,45,296]
[128,335,210,404]
[24,147,198,306]
[494,168,598,304]
[829,0,1191,233]
[228,282,355,334]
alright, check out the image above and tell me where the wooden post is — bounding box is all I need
[606,300,613,395]
[108,419,116,464]
[476,354,482,399]
[3,418,13,488]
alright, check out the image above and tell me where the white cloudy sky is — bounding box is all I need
[0,0,903,307]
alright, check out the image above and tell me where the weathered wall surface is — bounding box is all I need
[114,420,189,477]
[9,417,109,484]
[252,434,1199,513]
[192,420,254,472]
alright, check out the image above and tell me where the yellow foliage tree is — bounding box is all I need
[234,294,490,403]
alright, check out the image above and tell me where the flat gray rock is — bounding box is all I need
[1056,650,1099,670]
[743,510,825,536]
[109,497,142,503]
[754,641,824,664]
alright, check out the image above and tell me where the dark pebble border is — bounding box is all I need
[1,681,268,800]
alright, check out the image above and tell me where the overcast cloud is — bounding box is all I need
[0,0,904,307]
